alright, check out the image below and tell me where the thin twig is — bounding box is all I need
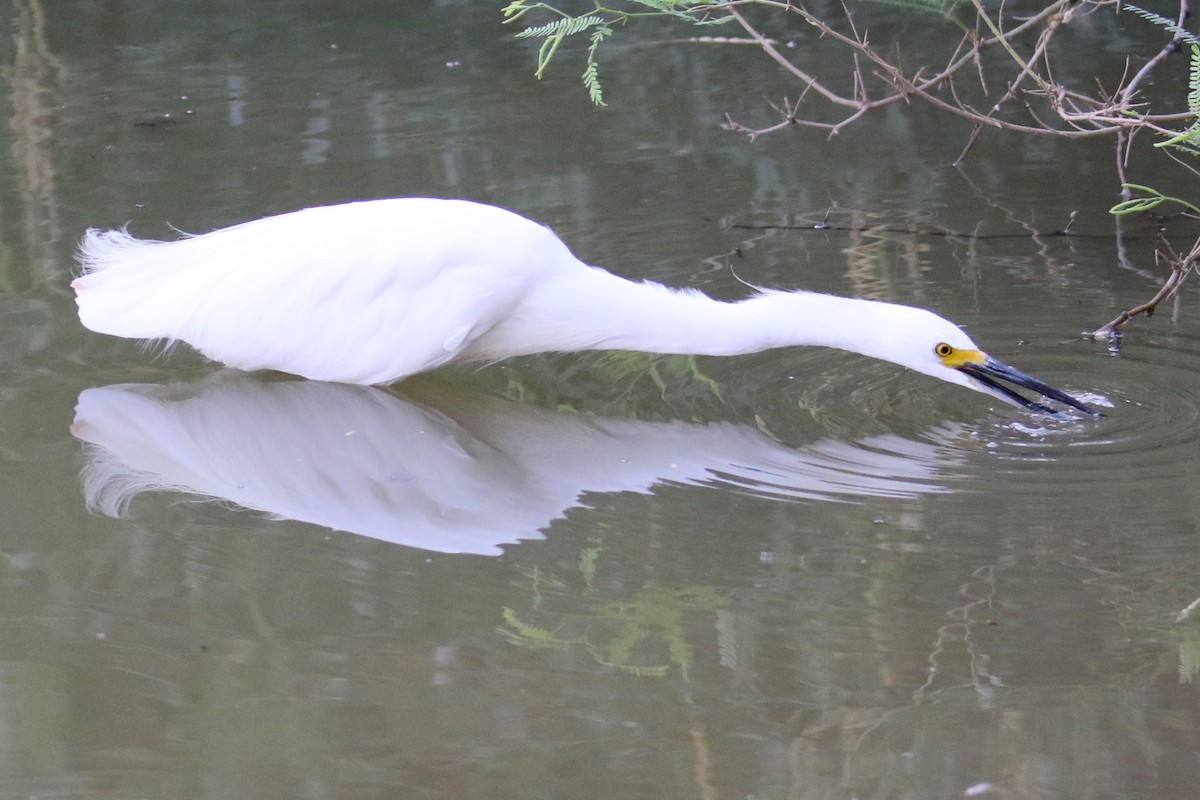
[1120,0,1190,107]
[1085,239,1199,339]
[720,0,1184,147]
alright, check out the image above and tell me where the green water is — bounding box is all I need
[3,1,1200,797]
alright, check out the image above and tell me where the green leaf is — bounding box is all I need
[583,25,613,106]
[1110,196,1165,215]
[1124,4,1200,47]
[1110,184,1200,216]
[505,2,737,105]
[515,14,606,40]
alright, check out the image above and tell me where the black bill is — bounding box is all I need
[958,357,1100,417]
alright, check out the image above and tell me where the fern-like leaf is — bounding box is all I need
[583,25,612,106]
[508,1,736,105]
[1155,45,1200,154]
[515,14,605,40]
[517,14,607,80]
[1125,6,1200,153]
[1124,4,1200,47]
[1177,41,1200,123]
[500,607,573,648]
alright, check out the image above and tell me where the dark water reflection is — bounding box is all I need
[4,0,1200,797]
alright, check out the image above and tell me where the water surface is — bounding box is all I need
[3,1,1200,797]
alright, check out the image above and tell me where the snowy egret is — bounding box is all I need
[72,198,1097,416]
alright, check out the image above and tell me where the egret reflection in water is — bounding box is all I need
[71,376,966,555]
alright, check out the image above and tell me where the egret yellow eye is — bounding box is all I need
[935,343,954,358]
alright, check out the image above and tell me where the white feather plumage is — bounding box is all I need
[72,198,1095,414]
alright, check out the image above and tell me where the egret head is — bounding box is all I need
[865,304,1098,416]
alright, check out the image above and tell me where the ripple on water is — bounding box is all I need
[462,330,1200,504]
[925,331,1200,490]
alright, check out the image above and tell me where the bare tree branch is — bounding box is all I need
[721,0,1189,145]
[1085,238,1199,339]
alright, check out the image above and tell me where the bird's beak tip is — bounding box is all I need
[959,356,1099,418]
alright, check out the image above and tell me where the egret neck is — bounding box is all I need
[469,264,950,367]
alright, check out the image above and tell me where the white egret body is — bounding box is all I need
[72,198,1096,414]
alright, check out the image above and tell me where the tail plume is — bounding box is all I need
[73,229,194,341]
